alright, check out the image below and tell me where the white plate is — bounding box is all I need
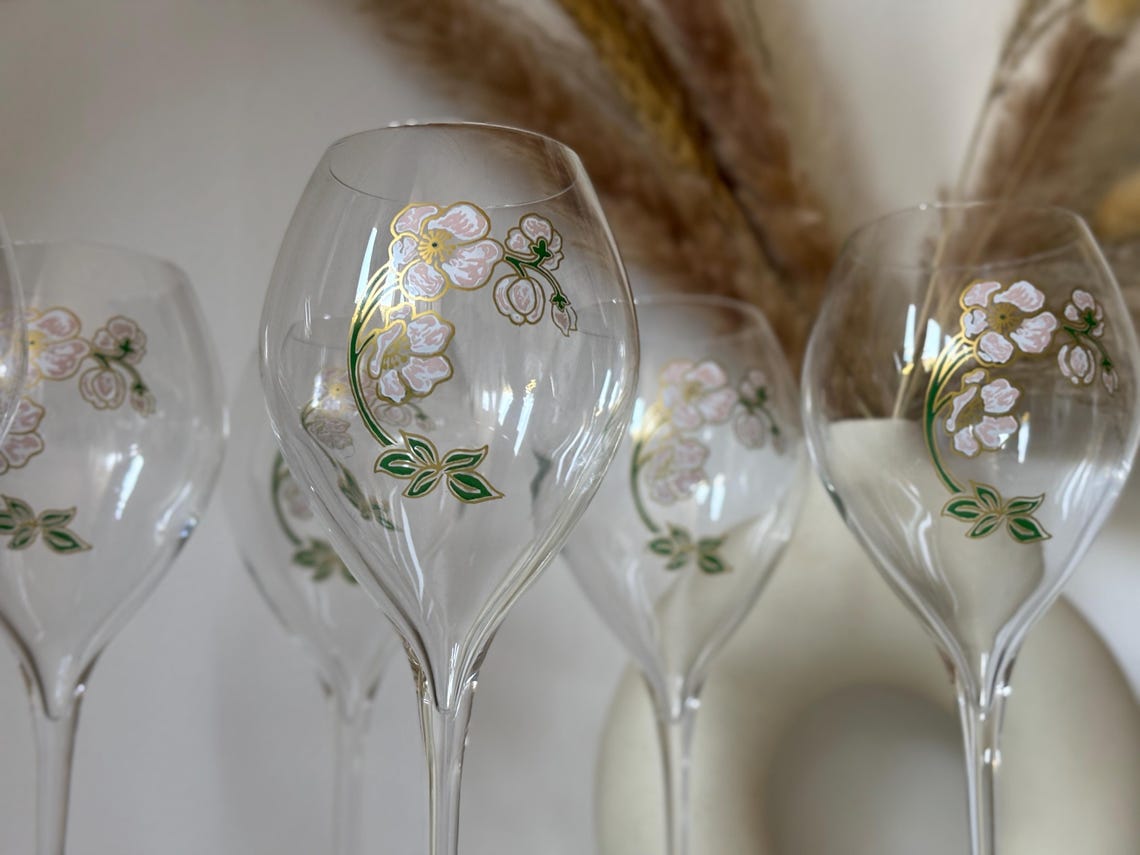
[597,478,1140,855]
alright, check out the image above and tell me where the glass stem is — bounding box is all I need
[956,687,1005,855]
[653,688,701,855]
[415,669,477,855]
[24,666,86,855]
[329,693,373,855]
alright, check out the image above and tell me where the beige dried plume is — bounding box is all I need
[371,0,807,352]
[1097,167,1140,239]
[1085,0,1140,35]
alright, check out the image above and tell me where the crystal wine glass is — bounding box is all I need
[562,294,805,855]
[259,123,638,855]
[223,355,399,855]
[0,241,226,854]
[801,202,1140,855]
[0,214,28,438]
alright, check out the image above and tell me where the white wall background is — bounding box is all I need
[0,1,1135,853]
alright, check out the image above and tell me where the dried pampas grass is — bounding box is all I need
[1085,0,1140,35]
[1097,167,1140,239]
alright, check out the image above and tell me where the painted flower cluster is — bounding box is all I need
[925,279,1120,544]
[0,307,157,554]
[346,201,576,505]
[632,359,781,575]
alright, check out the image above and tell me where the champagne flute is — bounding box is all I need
[0,214,28,437]
[0,241,226,854]
[223,355,399,855]
[801,202,1140,855]
[259,123,638,855]
[562,294,805,855]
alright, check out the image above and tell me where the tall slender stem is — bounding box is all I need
[414,664,477,855]
[955,683,1006,855]
[24,666,86,855]
[651,684,701,855]
[329,693,373,855]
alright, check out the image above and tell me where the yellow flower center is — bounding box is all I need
[985,303,1022,335]
[417,229,457,266]
[27,332,44,359]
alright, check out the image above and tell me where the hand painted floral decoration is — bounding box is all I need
[926,282,1119,543]
[269,452,396,585]
[0,309,156,554]
[346,202,576,505]
[632,359,782,575]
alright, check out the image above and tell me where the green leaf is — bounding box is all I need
[405,468,442,499]
[446,471,502,504]
[942,496,984,522]
[339,564,359,585]
[442,446,489,472]
[371,501,398,530]
[338,469,371,518]
[375,449,418,478]
[697,536,724,553]
[1008,515,1051,543]
[3,496,34,523]
[967,514,1003,539]
[38,509,76,529]
[404,433,439,466]
[312,563,333,581]
[42,527,92,554]
[699,552,728,574]
[667,525,692,546]
[665,552,689,570]
[293,545,319,567]
[971,483,1001,512]
[0,512,15,534]
[9,524,39,550]
[648,537,675,556]
[1005,495,1045,517]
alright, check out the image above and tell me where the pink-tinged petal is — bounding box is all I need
[945,384,978,432]
[540,249,564,271]
[660,360,694,385]
[393,204,438,235]
[440,239,503,290]
[79,367,126,409]
[31,308,81,338]
[505,228,530,256]
[974,415,1018,450]
[1009,311,1057,354]
[1103,368,1119,395]
[953,427,980,457]
[734,412,768,448]
[520,214,554,243]
[428,203,490,241]
[366,324,405,377]
[389,235,419,272]
[1072,289,1095,312]
[962,308,989,338]
[670,403,703,431]
[378,370,406,403]
[38,339,90,379]
[106,316,142,341]
[698,386,737,424]
[9,398,44,433]
[1,432,44,469]
[400,355,452,394]
[977,332,1014,364]
[1064,304,1080,323]
[672,438,710,469]
[494,276,523,323]
[509,279,542,315]
[962,280,1001,308]
[551,302,576,335]
[405,313,454,355]
[402,260,447,299]
[980,378,1019,414]
[545,229,562,254]
[995,280,1045,313]
[686,360,728,389]
[962,369,986,385]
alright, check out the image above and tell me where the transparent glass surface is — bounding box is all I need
[0,214,28,438]
[0,241,226,854]
[801,202,1140,855]
[223,355,398,855]
[562,294,805,855]
[259,123,639,855]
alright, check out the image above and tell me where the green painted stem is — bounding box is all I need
[629,439,661,534]
[270,452,304,547]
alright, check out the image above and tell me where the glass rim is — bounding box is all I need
[324,121,583,206]
[843,200,1095,273]
[633,291,776,336]
[12,238,192,284]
